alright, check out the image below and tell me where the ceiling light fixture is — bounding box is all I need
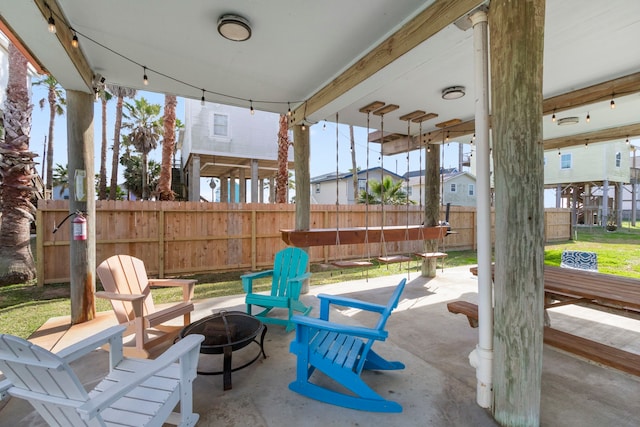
[441,86,466,100]
[218,14,252,42]
[71,32,79,48]
[557,116,579,126]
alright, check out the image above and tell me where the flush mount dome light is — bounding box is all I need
[557,116,579,126]
[218,14,252,41]
[441,86,466,100]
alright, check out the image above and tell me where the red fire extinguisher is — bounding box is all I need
[72,212,87,241]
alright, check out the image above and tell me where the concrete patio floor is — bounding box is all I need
[1,265,639,426]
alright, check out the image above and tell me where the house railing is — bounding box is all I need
[36,200,570,285]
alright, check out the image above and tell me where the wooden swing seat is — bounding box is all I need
[281,225,446,247]
[377,255,413,264]
[332,260,374,268]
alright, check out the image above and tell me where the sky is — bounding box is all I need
[29,83,467,194]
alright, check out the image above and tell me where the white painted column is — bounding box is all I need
[556,184,562,208]
[469,9,493,409]
[189,154,200,201]
[602,179,609,227]
[251,159,259,202]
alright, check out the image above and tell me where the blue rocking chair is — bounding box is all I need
[289,278,407,412]
[242,247,313,331]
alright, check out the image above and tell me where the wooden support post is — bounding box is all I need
[490,1,546,424]
[67,90,96,324]
[422,143,440,277]
[293,124,310,293]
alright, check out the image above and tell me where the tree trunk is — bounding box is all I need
[158,94,176,200]
[350,125,358,202]
[109,95,124,200]
[46,85,56,195]
[275,114,289,203]
[141,152,149,200]
[98,97,108,199]
[0,43,36,285]
[490,1,546,425]
[422,143,440,277]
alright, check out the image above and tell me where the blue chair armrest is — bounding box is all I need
[291,314,387,341]
[241,269,274,293]
[318,293,385,320]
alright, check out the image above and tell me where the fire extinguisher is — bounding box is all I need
[72,212,87,241]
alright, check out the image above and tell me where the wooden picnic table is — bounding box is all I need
[470,265,640,319]
[461,265,640,376]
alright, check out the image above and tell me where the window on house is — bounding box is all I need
[358,179,366,193]
[560,153,572,169]
[213,113,229,137]
[315,183,320,193]
[406,186,412,196]
[450,183,457,193]
[615,152,621,167]
[468,184,475,196]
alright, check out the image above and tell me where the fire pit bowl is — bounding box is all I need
[178,310,267,390]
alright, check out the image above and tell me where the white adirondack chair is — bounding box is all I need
[0,324,204,427]
[96,254,196,358]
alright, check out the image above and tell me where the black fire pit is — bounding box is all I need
[178,310,267,390]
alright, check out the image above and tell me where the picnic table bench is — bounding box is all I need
[450,265,640,377]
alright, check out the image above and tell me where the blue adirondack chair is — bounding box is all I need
[288,278,407,413]
[242,247,312,331]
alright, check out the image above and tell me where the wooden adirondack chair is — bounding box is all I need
[0,324,203,427]
[96,254,196,358]
[242,247,312,331]
[288,278,407,412]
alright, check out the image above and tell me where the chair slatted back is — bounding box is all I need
[271,248,309,299]
[97,255,156,324]
[357,278,406,372]
[0,334,103,426]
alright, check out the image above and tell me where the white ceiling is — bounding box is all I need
[2,0,639,144]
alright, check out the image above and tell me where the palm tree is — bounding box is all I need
[121,155,161,200]
[97,87,113,199]
[107,85,136,200]
[0,43,36,285]
[51,163,69,198]
[123,97,162,200]
[275,114,289,203]
[357,176,413,205]
[33,75,65,197]
[157,94,176,200]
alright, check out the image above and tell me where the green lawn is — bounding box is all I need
[1,224,638,339]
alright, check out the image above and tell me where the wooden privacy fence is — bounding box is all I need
[36,200,571,285]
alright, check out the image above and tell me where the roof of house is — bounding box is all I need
[311,167,403,184]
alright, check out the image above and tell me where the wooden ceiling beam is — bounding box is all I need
[33,0,93,91]
[543,72,640,115]
[289,0,485,126]
[543,122,640,151]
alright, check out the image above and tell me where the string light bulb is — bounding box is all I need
[200,89,205,106]
[626,136,630,145]
[551,110,556,122]
[301,121,306,131]
[586,112,590,123]
[48,12,56,34]
[610,95,615,109]
[287,102,292,116]
[250,100,254,115]
[143,66,149,85]
[323,120,326,130]
[71,32,79,48]
[585,139,589,149]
